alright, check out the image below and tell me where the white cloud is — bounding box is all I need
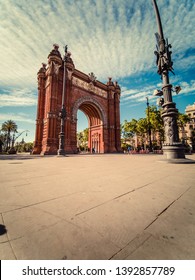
[0,0,194,88]
[121,80,195,106]
[122,90,155,104]
[179,80,195,95]
[0,113,35,124]
[121,88,140,97]
[0,88,37,107]
[0,0,194,130]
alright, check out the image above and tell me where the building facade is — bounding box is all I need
[185,102,195,150]
[33,44,122,155]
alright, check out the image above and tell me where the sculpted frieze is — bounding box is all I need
[72,77,107,98]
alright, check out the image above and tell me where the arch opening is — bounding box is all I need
[77,110,88,152]
[77,110,88,132]
[76,102,104,153]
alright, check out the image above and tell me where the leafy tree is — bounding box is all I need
[190,130,195,151]
[121,106,164,150]
[121,104,194,152]
[121,119,138,150]
[0,134,4,153]
[15,142,33,153]
[146,105,164,148]
[177,112,190,144]
[77,128,89,151]
[121,119,137,139]
[136,118,148,147]
[1,120,18,151]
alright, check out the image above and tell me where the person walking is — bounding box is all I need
[127,146,131,155]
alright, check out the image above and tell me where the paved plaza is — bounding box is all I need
[0,153,195,260]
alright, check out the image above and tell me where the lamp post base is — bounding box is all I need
[163,144,185,160]
[57,149,66,156]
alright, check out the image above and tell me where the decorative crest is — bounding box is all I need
[88,72,97,83]
[154,36,174,76]
[64,45,68,54]
[152,0,174,77]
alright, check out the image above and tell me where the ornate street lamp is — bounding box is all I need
[152,0,185,159]
[12,130,29,148]
[57,45,68,156]
[146,97,153,152]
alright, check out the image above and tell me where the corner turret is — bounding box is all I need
[48,44,62,65]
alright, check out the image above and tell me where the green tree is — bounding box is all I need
[136,118,148,148]
[121,106,164,150]
[177,112,190,144]
[0,133,4,152]
[77,128,89,151]
[190,130,195,151]
[121,119,138,149]
[16,142,33,153]
[146,105,164,148]
[1,120,18,151]
[121,119,137,139]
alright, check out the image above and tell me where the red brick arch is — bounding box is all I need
[33,45,122,155]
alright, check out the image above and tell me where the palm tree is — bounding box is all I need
[1,120,18,151]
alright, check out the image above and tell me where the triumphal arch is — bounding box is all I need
[33,44,121,155]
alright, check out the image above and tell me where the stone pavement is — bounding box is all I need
[0,153,195,260]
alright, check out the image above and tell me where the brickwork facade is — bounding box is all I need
[33,45,122,155]
[185,103,195,150]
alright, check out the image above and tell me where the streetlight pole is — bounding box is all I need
[152,0,185,159]
[57,45,68,156]
[146,97,152,152]
[12,130,30,148]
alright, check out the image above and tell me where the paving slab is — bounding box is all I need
[0,242,16,260]
[9,219,120,260]
[0,153,195,260]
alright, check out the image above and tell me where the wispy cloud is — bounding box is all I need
[121,81,158,101]
[179,80,195,95]
[0,0,194,135]
[0,88,37,107]
[121,80,195,106]
[0,112,35,124]
[0,0,194,87]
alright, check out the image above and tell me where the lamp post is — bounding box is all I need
[11,130,29,148]
[57,45,68,156]
[152,0,185,159]
[146,97,153,152]
[7,130,29,154]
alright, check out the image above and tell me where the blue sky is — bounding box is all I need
[0,0,195,142]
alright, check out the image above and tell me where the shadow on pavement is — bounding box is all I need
[0,224,7,235]
[0,154,42,161]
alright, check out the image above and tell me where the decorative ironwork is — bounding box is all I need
[152,0,185,159]
[59,105,66,119]
[57,45,68,156]
[154,34,174,76]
